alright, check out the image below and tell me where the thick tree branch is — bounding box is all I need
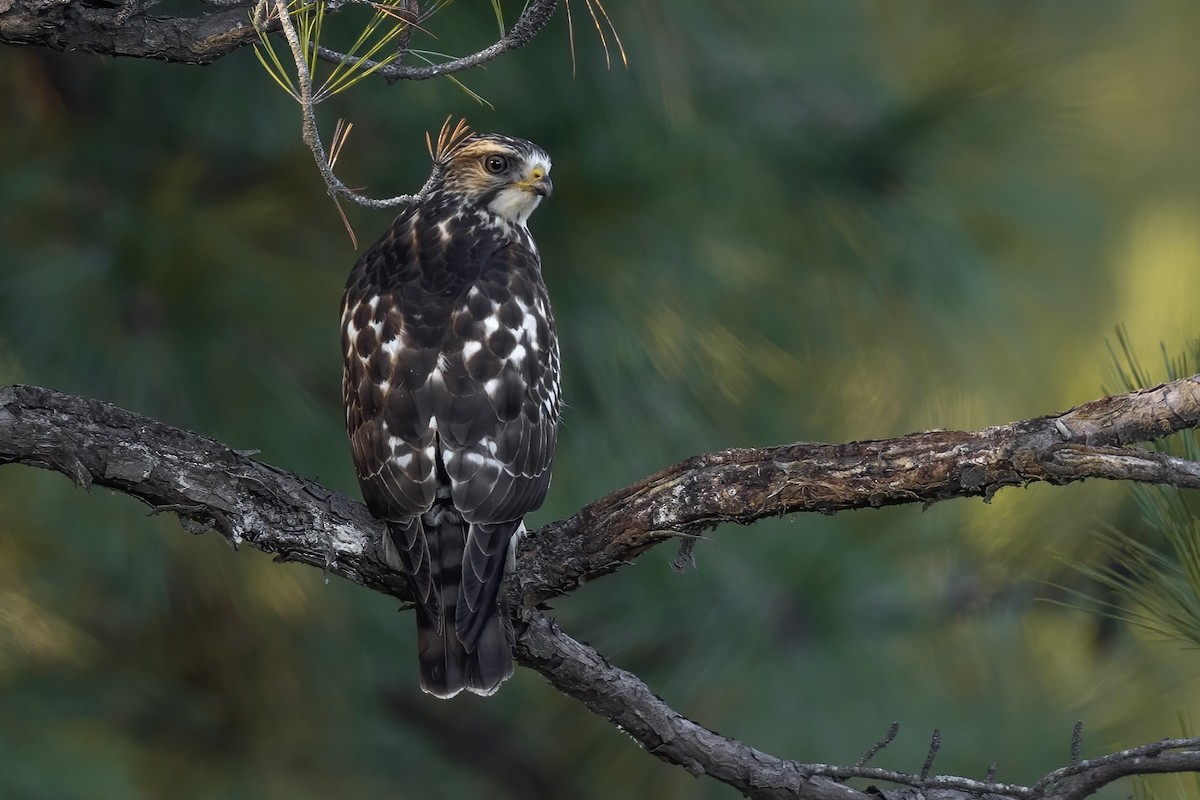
[3,377,1200,798]
[520,374,1200,603]
[0,0,259,63]
[4,378,1197,607]
[520,609,1200,800]
[0,0,555,69]
[0,383,407,594]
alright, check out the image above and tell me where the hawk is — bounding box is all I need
[341,128,561,698]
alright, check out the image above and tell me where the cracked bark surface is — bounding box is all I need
[0,0,557,67]
[0,0,261,62]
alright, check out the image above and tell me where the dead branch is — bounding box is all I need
[2,376,1200,798]
[0,0,555,70]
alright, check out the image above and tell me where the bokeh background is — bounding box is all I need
[3,1,1200,797]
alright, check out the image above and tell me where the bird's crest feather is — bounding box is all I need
[427,117,474,164]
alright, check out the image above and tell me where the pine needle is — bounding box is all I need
[332,194,358,249]
[564,0,577,76]
[329,119,353,168]
[406,50,495,107]
[583,0,627,69]
[253,39,300,101]
[487,0,504,37]
[563,0,627,74]
[1064,333,1200,650]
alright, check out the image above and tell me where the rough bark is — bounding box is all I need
[0,0,261,63]
[0,0,557,69]
[518,374,1200,603]
[3,376,1200,798]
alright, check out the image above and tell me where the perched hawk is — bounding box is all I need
[341,130,561,698]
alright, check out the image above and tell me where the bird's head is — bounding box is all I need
[435,133,553,228]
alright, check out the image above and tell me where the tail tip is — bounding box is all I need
[419,656,513,699]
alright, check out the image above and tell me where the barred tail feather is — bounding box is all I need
[416,604,513,698]
[416,510,514,698]
[462,604,514,696]
[416,604,467,699]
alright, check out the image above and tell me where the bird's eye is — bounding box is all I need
[483,155,508,174]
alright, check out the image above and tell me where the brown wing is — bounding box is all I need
[342,288,439,607]
[431,242,561,633]
[340,205,488,612]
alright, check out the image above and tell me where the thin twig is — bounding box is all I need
[920,729,942,780]
[270,0,429,209]
[312,0,558,80]
[855,722,901,768]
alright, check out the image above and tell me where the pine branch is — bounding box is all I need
[0,0,555,69]
[518,374,1200,603]
[4,379,1199,608]
[311,0,558,82]
[3,376,1200,798]
[0,0,261,63]
[268,0,436,210]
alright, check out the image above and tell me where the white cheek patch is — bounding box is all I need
[487,186,542,228]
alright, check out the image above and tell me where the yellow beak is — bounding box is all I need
[523,168,553,198]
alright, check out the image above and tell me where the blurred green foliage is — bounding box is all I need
[2,1,1200,797]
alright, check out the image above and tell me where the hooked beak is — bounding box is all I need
[524,167,553,198]
[532,175,553,198]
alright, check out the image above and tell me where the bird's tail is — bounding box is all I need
[406,513,516,699]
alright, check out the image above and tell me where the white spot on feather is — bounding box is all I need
[522,313,539,343]
[382,338,405,360]
[388,443,414,469]
[462,340,482,361]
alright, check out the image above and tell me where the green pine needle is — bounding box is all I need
[252,0,422,104]
[1070,331,1200,648]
